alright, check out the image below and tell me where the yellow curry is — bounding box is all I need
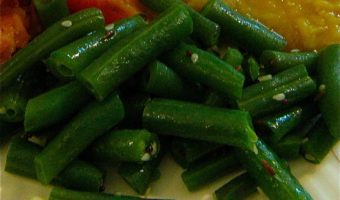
[186,0,340,51]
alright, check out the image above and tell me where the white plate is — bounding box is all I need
[1,141,339,200]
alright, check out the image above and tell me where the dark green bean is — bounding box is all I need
[24,81,92,132]
[49,187,166,200]
[316,44,340,138]
[243,56,260,82]
[5,137,105,191]
[34,92,124,184]
[215,172,257,200]
[0,8,105,88]
[143,98,258,151]
[260,50,318,73]
[141,61,204,101]
[78,5,193,100]
[238,139,313,200]
[86,129,159,163]
[162,43,245,100]
[222,47,244,69]
[171,138,224,168]
[33,0,70,28]
[201,0,286,55]
[46,15,147,79]
[181,151,240,191]
[302,118,338,163]
[271,134,303,160]
[142,0,220,47]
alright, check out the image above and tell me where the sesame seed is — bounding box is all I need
[105,24,115,31]
[61,20,72,27]
[290,49,300,52]
[304,154,316,162]
[319,84,326,92]
[258,74,272,82]
[272,93,286,101]
[191,53,199,63]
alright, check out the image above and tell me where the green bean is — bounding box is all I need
[171,138,224,168]
[5,137,105,191]
[86,129,159,163]
[78,5,193,101]
[24,81,92,132]
[46,16,147,79]
[203,91,228,108]
[33,0,70,28]
[215,172,257,200]
[271,134,303,160]
[238,65,316,117]
[0,8,105,88]
[142,0,220,47]
[243,56,260,82]
[49,187,166,200]
[201,0,286,55]
[162,43,245,100]
[182,152,240,191]
[238,139,313,200]
[302,118,338,163]
[222,47,244,69]
[141,61,204,101]
[260,50,318,73]
[34,92,124,184]
[316,44,340,138]
[143,98,258,151]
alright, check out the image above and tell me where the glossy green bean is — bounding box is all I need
[142,0,220,47]
[78,5,193,100]
[238,139,313,200]
[171,138,224,168]
[243,56,260,82]
[143,99,258,151]
[182,152,240,191]
[33,0,70,28]
[222,47,244,69]
[46,15,147,79]
[162,43,245,100]
[34,92,124,184]
[24,81,92,132]
[260,50,318,73]
[302,118,338,163]
[5,137,105,191]
[86,129,159,163]
[0,8,105,88]
[316,44,340,138]
[215,172,257,200]
[201,0,286,55]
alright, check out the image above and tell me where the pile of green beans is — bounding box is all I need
[0,1,338,200]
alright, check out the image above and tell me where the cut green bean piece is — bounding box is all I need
[163,43,245,100]
[24,81,92,132]
[142,0,220,47]
[260,50,318,73]
[222,47,244,68]
[5,137,105,191]
[47,15,147,79]
[141,61,203,101]
[215,172,257,200]
[78,5,193,101]
[86,129,159,163]
[34,92,124,184]
[171,138,224,168]
[238,139,313,200]
[49,187,166,200]
[143,99,258,151]
[302,118,338,163]
[271,134,303,160]
[182,152,240,191]
[201,0,286,55]
[33,0,70,28]
[316,44,340,138]
[243,56,260,82]
[0,8,105,88]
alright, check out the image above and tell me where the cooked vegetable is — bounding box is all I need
[243,56,260,82]
[222,47,244,69]
[33,0,70,28]
[0,120,19,145]
[46,15,147,79]
[201,0,287,55]
[5,137,105,192]
[316,44,340,138]
[34,92,124,184]
[0,8,105,88]
[78,5,193,100]
[143,98,258,151]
